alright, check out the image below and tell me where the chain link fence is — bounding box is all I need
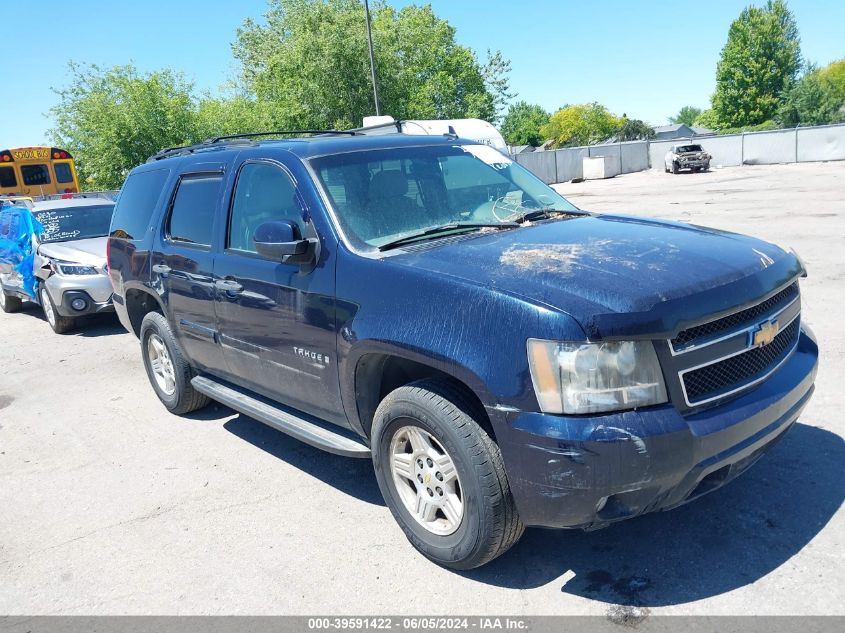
[514,122,845,184]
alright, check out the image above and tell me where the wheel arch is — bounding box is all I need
[347,346,497,443]
[124,286,165,337]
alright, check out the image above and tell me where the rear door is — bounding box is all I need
[212,156,345,426]
[150,164,227,373]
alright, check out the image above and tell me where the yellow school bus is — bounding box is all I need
[0,147,81,197]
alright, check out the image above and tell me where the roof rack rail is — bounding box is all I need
[147,129,358,162]
[205,129,357,143]
[146,138,255,162]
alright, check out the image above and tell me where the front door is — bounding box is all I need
[213,158,344,426]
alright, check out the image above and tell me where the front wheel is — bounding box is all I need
[40,286,74,333]
[672,162,679,174]
[371,379,524,569]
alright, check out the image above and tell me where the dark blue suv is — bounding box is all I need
[107,131,818,569]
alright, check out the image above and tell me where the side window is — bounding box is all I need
[110,168,170,240]
[166,174,222,247]
[0,166,17,188]
[54,163,74,184]
[228,162,302,254]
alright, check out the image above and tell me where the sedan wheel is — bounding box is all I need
[40,287,74,333]
[41,287,56,327]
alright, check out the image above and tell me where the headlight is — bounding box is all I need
[53,262,99,275]
[527,339,668,414]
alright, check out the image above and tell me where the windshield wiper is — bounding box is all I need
[378,222,518,251]
[505,208,577,224]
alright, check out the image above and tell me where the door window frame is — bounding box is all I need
[162,170,224,251]
[224,158,308,261]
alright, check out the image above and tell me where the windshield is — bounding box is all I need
[33,204,115,243]
[310,144,579,248]
[676,144,703,153]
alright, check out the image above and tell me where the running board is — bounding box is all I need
[191,375,371,458]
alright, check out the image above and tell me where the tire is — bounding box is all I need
[40,286,75,333]
[672,162,679,174]
[371,378,524,569]
[139,311,210,415]
[0,289,22,314]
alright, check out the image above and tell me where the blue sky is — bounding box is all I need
[3,0,843,148]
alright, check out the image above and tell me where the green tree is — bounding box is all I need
[669,106,703,126]
[49,63,200,189]
[500,101,549,146]
[195,95,278,139]
[778,61,845,126]
[694,108,722,130]
[232,0,511,128]
[540,103,622,147]
[710,0,801,128]
[818,58,845,114]
[614,118,655,141]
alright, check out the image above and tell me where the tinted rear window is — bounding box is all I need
[109,168,170,240]
[0,166,17,188]
[21,164,51,186]
[165,175,222,246]
[54,162,74,183]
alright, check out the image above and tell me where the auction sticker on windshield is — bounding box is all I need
[460,144,513,167]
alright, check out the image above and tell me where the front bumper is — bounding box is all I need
[45,274,114,317]
[678,159,710,170]
[496,328,818,529]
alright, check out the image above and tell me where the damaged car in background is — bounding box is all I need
[0,197,115,333]
[664,143,711,173]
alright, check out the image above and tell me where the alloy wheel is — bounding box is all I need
[147,333,177,396]
[389,425,464,536]
[41,288,56,327]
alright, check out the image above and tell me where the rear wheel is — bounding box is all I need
[0,289,22,313]
[40,286,75,334]
[372,379,524,569]
[140,311,209,414]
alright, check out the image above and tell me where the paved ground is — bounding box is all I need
[1,162,843,617]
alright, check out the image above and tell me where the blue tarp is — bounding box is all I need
[0,206,44,300]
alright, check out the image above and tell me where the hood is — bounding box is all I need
[386,214,803,339]
[37,236,108,267]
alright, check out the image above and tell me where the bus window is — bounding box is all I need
[0,166,16,188]
[54,162,74,183]
[21,164,51,186]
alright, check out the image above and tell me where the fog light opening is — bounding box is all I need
[71,298,87,311]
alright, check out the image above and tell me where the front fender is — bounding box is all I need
[335,247,587,437]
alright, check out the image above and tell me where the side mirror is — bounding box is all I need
[253,220,312,263]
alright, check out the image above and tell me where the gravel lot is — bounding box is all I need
[1,162,843,617]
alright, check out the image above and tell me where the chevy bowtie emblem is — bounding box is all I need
[751,319,780,347]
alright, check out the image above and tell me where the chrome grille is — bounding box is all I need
[672,282,799,351]
[681,317,800,404]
